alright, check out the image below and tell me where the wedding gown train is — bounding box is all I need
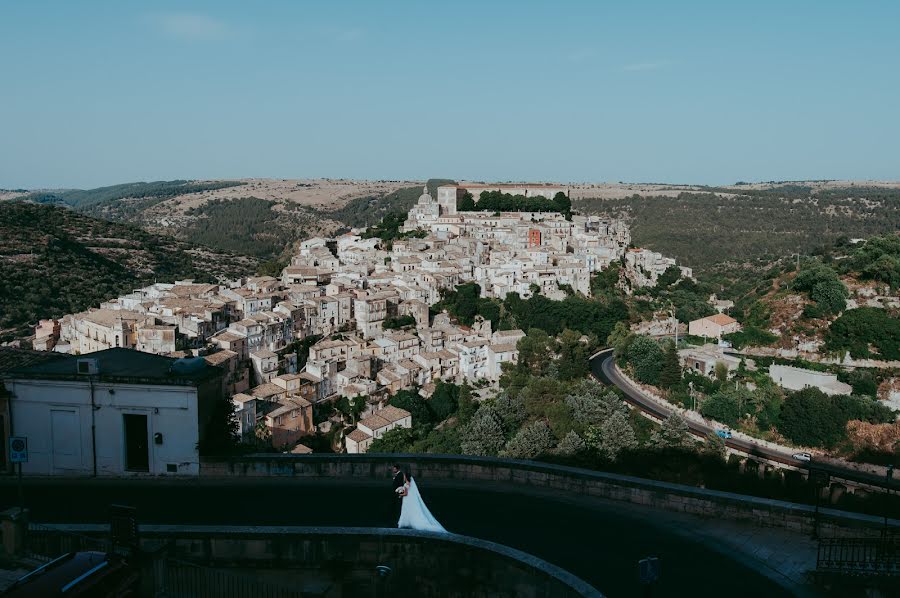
[398,477,446,533]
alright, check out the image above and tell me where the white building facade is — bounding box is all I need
[3,349,224,476]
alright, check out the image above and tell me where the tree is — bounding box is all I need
[501,421,556,459]
[656,265,682,288]
[700,387,750,427]
[460,406,505,456]
[825,307,900,360]
[554,431,586,456]
[714,361,729,383]
[778,388,894,448]
[793,264,840,292]
[810,278,848,314]
[649,414,693,449]
[627,335,664,385]
[585,410,637,461]
[844,369,878,397]
[256,259,286,278]
[368,427,418,453]
[335,394,367,424]
[198,393,239,455]
[389,390,433,426]
[591,263,620,296]
[429,381,459,421]
[520,376,567,420]
[778,387,838,448]
[493,391,526,431]
[565,381,624,432]
[552,191,572,217]
[658,342,682,388]
[792,263,848,315]
[517,328,554,375]
[383,315,417,329]
[557,328,588,380]
[752,383,784,430]
[606,321,633,358]
[456,384,477,424]
[457,192,476,211]
[703,431,727,460]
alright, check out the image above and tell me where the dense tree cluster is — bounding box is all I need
[458,190,572,218]
[360,213,428,245]
[778,387,895,449]
[793,264,848,316]
[368,382,473,454]
[503,290,629,341]
[283,335,322,371]
[437,282,629,343]
[186,197,299,258]
[382,315,417,329]
[839,234,900,289]
[825,307,900,360]
[722,326,779,350]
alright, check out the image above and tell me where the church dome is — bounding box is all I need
[417,186,433,204]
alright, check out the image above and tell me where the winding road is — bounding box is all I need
[589,349,899,491]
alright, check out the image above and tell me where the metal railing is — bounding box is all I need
[816,536,900,577]
[26,523,113,561]
[166,558,308,598]
[24,524,312,597]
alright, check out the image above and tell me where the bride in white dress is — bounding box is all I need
[397,473,446,533]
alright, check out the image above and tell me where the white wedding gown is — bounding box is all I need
[398,477,446,533]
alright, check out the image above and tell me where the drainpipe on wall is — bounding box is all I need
[89,377,98,477]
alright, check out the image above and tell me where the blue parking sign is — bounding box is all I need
[9,437,28,463]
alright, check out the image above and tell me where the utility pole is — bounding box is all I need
[884,464,895,535]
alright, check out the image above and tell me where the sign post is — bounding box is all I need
[110,504,140,556]
[809,468,830,539]
[639,557,660,597]
[9,437,28,512]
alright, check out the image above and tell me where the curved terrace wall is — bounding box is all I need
[201,454,899,538]
[28,525,602,598]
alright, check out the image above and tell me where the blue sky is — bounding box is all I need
[2,1,899,188]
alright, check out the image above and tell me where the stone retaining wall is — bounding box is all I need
[201,454,899,539]
[29,524,601,598]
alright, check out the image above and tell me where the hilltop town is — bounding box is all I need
[25,184,691,454]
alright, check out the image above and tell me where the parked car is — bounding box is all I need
[792,452,812,462]
[715,429,732,439]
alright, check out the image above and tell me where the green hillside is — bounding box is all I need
[27,180,245,211]
[576,187,900,270]
[0,201,256,342]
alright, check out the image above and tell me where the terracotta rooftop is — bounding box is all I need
[203,350,237,366]
[346,428,371,442]
[377,405,411,423]
[358,414,391,431]
[705,313,738,326]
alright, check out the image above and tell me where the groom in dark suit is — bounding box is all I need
[390,463,406,526]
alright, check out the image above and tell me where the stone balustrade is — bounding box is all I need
[201,453,899,539]
[27,524,602,598]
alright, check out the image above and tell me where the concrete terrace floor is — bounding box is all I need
[0,477,820,597]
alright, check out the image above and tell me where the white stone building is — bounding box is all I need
[3,349,225,476]
[769,364,853,396]
[344,405,412,454]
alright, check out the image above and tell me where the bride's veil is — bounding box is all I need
[404,474,446,533]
